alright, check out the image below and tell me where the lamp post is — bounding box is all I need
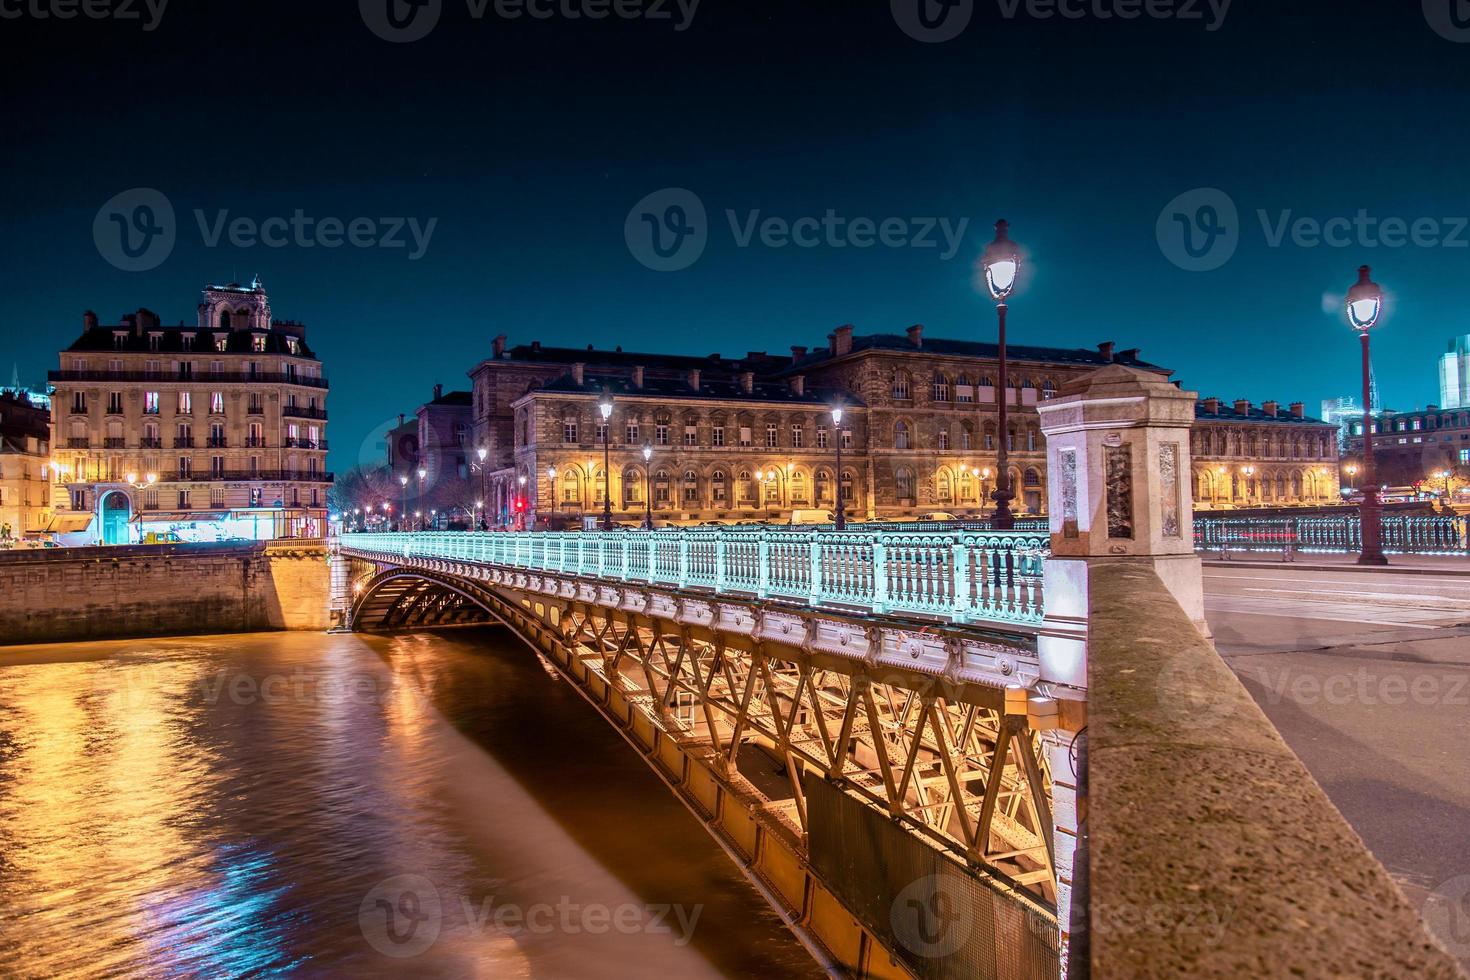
[383,502,392,531]
[1346,265,1387,565]
[641,443,655,530]
[981,219,1021,529]
[547,467,557,527]
[517,473,527,530]
[1242,465,1256,508]
[474,499,483,530]
[832,406,846,530]
[399,474,408,532]
[1215,465,1227,508]
[1344,463,1359,492]
[1435,469,1453,500]
[599,391,614,531]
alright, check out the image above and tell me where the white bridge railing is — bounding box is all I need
[343,529,1050,627]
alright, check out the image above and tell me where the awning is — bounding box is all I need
[46,514,95,533]
[131,511,231,523]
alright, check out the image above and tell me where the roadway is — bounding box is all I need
[1203,562,1470,967]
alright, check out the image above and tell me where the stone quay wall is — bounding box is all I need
[0,541,331,646]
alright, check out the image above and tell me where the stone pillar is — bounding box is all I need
[1032,364,1202,971]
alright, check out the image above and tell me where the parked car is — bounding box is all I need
[789,509,835,525]
[918,512,961,522]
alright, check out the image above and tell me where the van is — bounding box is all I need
[789,509,835,526]
[142,531,183,545]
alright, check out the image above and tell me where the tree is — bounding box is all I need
[329,464,398,518]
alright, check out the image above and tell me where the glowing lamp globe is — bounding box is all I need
[981,219,1021,301]
[599,392,614,421]
[1345,265,1383,332]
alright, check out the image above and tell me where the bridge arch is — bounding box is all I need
[350,566,501,631]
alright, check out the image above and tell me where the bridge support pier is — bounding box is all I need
[1036,364,1204,972]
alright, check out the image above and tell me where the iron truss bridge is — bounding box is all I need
[340,529,1068,977]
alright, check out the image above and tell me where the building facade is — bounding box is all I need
[387,385,476,528]
[1191,398,1341,509]
[1344,405,1470,489]
[0,391,52,543]
[1441,335,1470,411]
[47,280,330,544]
[470,326,1181,526]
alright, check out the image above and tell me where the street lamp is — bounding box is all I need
[831,406,846,530]
[1345,265,1387,565]
[641,443,655,530]
[517,473,528,530]
[599,390,614,531]
[1435,469,1453,500]
[1344,463,1359,491]
[1242,465,1256,507]
[475,499,483,530]
[547,466,557,524]
[399,474,409,532]
[414,510,422,532]
[981,218,1021,529]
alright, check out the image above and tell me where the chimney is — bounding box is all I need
[632,366,645,389]
[571,362,586,385]
[433,383,443,401]
[791,345,808,364]
[739,371,755,395]
[906,324,924,348]
[687,368,701,391]
[1289,402,1305,418]
[1262,400,1279,417]
[1234,399,1252,415]
[789,375,806,397]
[492,334,507,358]
[83,310,98,330]
[530,340,541,353]
[830,325,854,357]
[1203,397,1221,414]
[1116,348,1140,363]
[1097,341,1116,362]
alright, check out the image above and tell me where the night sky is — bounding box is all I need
[4,0,1469,473]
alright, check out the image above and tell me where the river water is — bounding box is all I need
[0,627,823,979]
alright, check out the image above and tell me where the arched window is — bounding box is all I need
[937,429,950,451]
[892,372,912,400]
[563,470,582,503]
[959,468,975,501]
[1042,378,1058,399]
[936,470,953,502]
[1024,468,1042,487]
[895,421,911,450]
[737,470,753,504]
[840,469,855,503]
[655,470,670,504]
[960,422,974,451]
[623,466,643,505]
[218,310,231,329]
[791,470,808,504]
[815,469,832,503]
[683,470,699,504]
[895,467,914,500]
[933,373,950,402]
[712,470,728,504]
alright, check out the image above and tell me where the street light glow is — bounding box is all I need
[980,219,1021,301]
[1345,265,1383,332]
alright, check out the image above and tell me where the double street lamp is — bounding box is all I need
[981,219,1021,530]
[398,474,409,531]
[1345,265,1388,565]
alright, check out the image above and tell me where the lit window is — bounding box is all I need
[177,391,192,414]
[211,392,224,413]
[765,424,778,448]
[791,425,803,449]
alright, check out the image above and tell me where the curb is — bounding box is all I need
[1202,559,1470,578]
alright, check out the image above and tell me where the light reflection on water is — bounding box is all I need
[0,629,821,979]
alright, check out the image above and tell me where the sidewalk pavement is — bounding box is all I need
[1202,551,1470,576]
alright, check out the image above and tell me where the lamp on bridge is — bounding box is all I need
[1242,465,1256,507]
[547,467,557,525]
[980,219,1022,530]
[1345,265,1388,565]
[1344,462,1359,492]
[831,406,846,530]
[641,443,655,530]
[599,390,615,531]
[398,474,409,531]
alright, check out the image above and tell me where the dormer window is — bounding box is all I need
[148,332,162,351]
[286,338,300,355]
[215,334,228,352]
[182,332,196,350]
[112,331,127,350]
[252,334,267,353]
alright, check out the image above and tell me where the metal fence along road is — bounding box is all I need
[1194,513,1470,557]
[343,528,1051,627]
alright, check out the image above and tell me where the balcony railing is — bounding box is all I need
[284,438,327,449]
[282,406,328,420]
[140,438,162,449]
[1195,513,1470,557]
[66,438,89,448]
[49,370,329,389]
[174,438,194,448]
[344,528,1048,626]
[244,437,266,447]
[103,438,126,448]
[207,437,228,448]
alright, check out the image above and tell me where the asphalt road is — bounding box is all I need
[1203,564,1470,967]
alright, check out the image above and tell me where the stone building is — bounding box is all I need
[1190,398,1341,509]
[388,384,476,528]
[470,326,1173,526]
[47,279,330,544]
[1344,405,1470,489]
[0,391,52,542]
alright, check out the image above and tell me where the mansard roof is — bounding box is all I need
[790,333,1171,373]
[62,320,316,358]
[528,373,862,408]
[1195,401,1330,426]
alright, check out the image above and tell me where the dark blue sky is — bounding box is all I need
[3,0,1468,472]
